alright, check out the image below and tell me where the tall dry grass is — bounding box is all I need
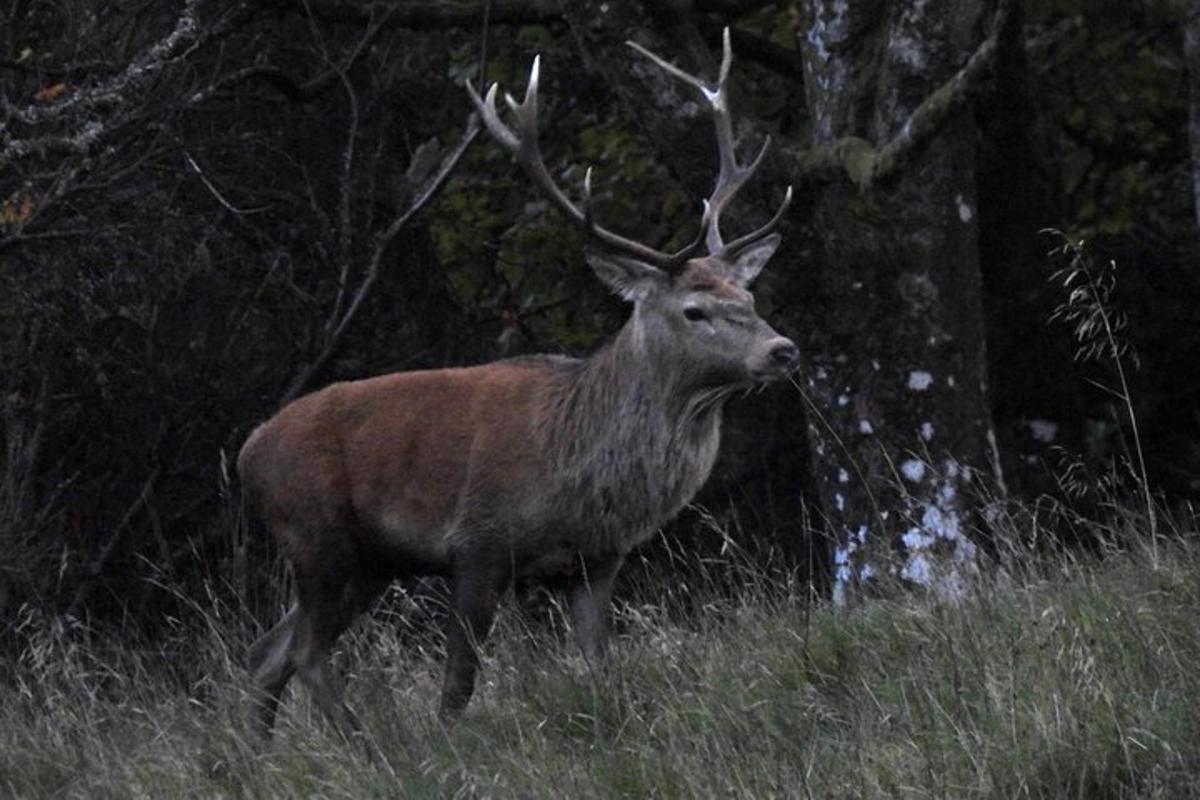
[1,503,1197,798]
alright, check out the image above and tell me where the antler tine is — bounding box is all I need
[720,185,793,255]
[467,57,688,269]
[504,54,541,146]
[626,39,714,100]
[629,28,778,255]
[466,80,519,153]
[717,25,732,89]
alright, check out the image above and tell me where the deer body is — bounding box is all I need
[241,326,726,586]
[244,31,797,740]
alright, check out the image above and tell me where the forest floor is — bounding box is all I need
[2,517,1198,799]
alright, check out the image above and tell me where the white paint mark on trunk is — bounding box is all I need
[901,459,926,482]
[832,523,873,607]
[901,551,933,585]
[908,370,934,391]
[899,461,979,599]
[956,194,974,223]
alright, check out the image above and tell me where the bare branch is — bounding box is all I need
[327,66,361,339]
[280,117,481,404]
[183,152,270,214]
[293,0,777,29]
[64,466,161,620]
[187,3,399,109]
[0,0,201,170]
[299,0,560,27]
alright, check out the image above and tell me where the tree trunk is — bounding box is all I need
[798,0,997,603]
[1186,0,1200,231]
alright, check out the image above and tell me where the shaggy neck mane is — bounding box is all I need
[551,321,731,445]
[542,318,738,545]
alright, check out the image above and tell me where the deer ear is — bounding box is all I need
[585,253,668,302]
[725,234,781,286]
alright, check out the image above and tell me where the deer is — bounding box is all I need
[239,29,797,741]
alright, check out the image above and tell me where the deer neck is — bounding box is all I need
[567,317,727,428]
[543,316,729,548]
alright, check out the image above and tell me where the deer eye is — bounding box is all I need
[683,306,708,322]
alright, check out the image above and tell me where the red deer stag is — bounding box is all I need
[240,29,796,739]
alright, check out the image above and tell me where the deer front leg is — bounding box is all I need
[568,553,625,666]
[439,558,509,721]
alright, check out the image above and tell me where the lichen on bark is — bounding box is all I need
[798,0,999,603]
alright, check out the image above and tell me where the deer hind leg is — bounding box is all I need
[439,558,510,721]
[289,571,383,742]
[248,603,300,740]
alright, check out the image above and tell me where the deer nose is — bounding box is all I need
[769,340,800,370]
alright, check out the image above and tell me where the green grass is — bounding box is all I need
[3,528,1200,799]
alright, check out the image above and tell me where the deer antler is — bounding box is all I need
[466,57,710,271]
[628,28,793,257]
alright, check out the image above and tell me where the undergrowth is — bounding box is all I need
[2,511,1198,799]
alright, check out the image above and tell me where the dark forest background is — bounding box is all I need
[2,0,1199,633]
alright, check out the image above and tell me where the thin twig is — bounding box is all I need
[326,65,360,338]
[183,152,270,214]
[280,116,480,404]
[65,467,162,619]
